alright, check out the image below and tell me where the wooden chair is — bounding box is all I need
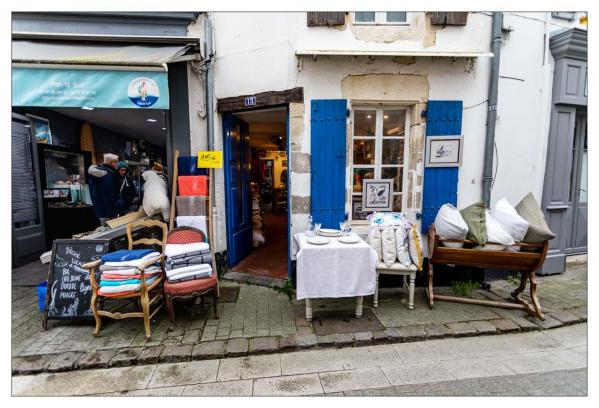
[373,262,418,310]
[82,219,168,339]
[163,226,219,323]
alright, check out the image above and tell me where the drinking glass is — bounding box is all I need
[315,223,322,235]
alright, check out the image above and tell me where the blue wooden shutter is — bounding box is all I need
[421,100,463,233]
[310,99,347,229]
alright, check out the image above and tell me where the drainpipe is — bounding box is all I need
[482,12,503,208]
[205,13,215,151]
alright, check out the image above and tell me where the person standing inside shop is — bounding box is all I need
[115,161,137,216]
[88,153,119,226]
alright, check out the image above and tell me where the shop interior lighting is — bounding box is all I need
[146,118,157,122]
[81,106,94,110]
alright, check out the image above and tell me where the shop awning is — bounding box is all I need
[12,40,193,66]
[12,66,170,109]
[296,49,494,58]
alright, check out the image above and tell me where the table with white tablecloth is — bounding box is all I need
[293,232,377,321]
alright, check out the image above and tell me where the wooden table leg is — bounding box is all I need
[355,296,363,319]
[305,298,313,322]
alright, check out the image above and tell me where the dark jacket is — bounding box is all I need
[116,174,137,215]
[88,164,118,219]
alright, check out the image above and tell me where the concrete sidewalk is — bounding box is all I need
[12,323,587,396]
[11,263,587,375]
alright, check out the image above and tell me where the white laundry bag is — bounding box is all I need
[434,204,469,248]
[491,198,530,242]
[484,210,515,249]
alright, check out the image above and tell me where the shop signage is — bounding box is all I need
[244,96,256,106]
[12,67,169,109]
[197,151,223,168]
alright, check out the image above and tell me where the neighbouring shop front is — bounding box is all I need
[11,15,202,267]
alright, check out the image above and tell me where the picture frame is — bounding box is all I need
[26,114,52,144]
[425,135,464,167]
[362,179,394,212]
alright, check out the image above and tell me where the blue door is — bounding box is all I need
[310,99,347,229]
[421,100,463,233]
[223,114,253,267]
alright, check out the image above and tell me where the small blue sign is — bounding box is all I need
[244,96,256,106]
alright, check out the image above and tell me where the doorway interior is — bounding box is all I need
[224,107,289,281]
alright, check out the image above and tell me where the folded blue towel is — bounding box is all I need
[100,276,158,287]
[101,249,156,262]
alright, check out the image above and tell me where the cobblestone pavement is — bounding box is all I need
[11,263,587,374]
[12,323,587,396]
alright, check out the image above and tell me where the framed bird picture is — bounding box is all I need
[425,135,464,167]
[362,179,394,212]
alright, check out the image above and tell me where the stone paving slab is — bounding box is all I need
[11,264,587,375]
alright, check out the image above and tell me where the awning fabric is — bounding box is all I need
[12,40,190,66]
[12,67,169,109]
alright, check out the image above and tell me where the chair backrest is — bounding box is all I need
[166,226,206,245]
[127,219,168,251]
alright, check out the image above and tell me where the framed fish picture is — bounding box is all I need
[425,135,464,167]
[362,179,393,212]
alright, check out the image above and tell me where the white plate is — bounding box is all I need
[307,236,330,245]
[318,229,342,237]
[338,235,361,244]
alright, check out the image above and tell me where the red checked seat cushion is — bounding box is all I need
[163,274,217,296]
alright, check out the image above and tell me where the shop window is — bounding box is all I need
[351,107,409,223]
[353,12,409,25]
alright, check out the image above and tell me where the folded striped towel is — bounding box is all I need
[166,251,212,270]
[103,252,161,268]
[167,268,212,283]
[165,263,211,280]
[97,277,159,295]
[165,243,209,258]
[99,265,162,276]
[99,276,159,287]
[101,271,161,280]
[101,249,155,262]
[99,263,160,272]
[169,273,213,283]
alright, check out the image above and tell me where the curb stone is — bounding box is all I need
[11,315,586,376]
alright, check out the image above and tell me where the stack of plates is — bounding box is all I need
[338,234,361,244]
[318,228,342,237]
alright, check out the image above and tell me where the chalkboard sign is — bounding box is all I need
[43,239,110,330]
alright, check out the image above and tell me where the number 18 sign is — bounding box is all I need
[197,151,223,168]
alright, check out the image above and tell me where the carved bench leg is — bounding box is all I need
[427,263,435,307]
[91,292,102,337]
[511,270,529,300]
[529,269,545,320]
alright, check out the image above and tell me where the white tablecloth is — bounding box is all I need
[293,233,377,300]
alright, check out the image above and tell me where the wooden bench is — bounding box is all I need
[426,225,548,320]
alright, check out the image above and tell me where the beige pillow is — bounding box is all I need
[515,193,556,244]
[366,228,382,261]
[381,228,397,268]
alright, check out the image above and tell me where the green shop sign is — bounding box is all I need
[12,67,169,109]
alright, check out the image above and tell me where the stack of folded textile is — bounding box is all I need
[98,249,162,297]
[164,242,212,283]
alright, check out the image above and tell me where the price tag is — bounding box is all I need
[197,151,223,168]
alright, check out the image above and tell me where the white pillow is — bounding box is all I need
[381,228,397,268]
[407,225,424,271]
[491,198,530,242]
[395,227,412,267]
[366,228,382,262]
[434,203,469,240]
[485,210,515,246]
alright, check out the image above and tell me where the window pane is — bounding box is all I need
[381,167,404,193]
[352,197,370,221]
[383,110,406,136]
[353,140,375,165]
[352,168,375,193]
[392,195,403,212]
[355,12,375,22]
[386,12,407,22]
[382,139,404,165]
[354,110,376,136]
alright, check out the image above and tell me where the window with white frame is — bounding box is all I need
[351,107,410,223]
[353,12,408,25]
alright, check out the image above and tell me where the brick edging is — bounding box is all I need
[12,313,587,376]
